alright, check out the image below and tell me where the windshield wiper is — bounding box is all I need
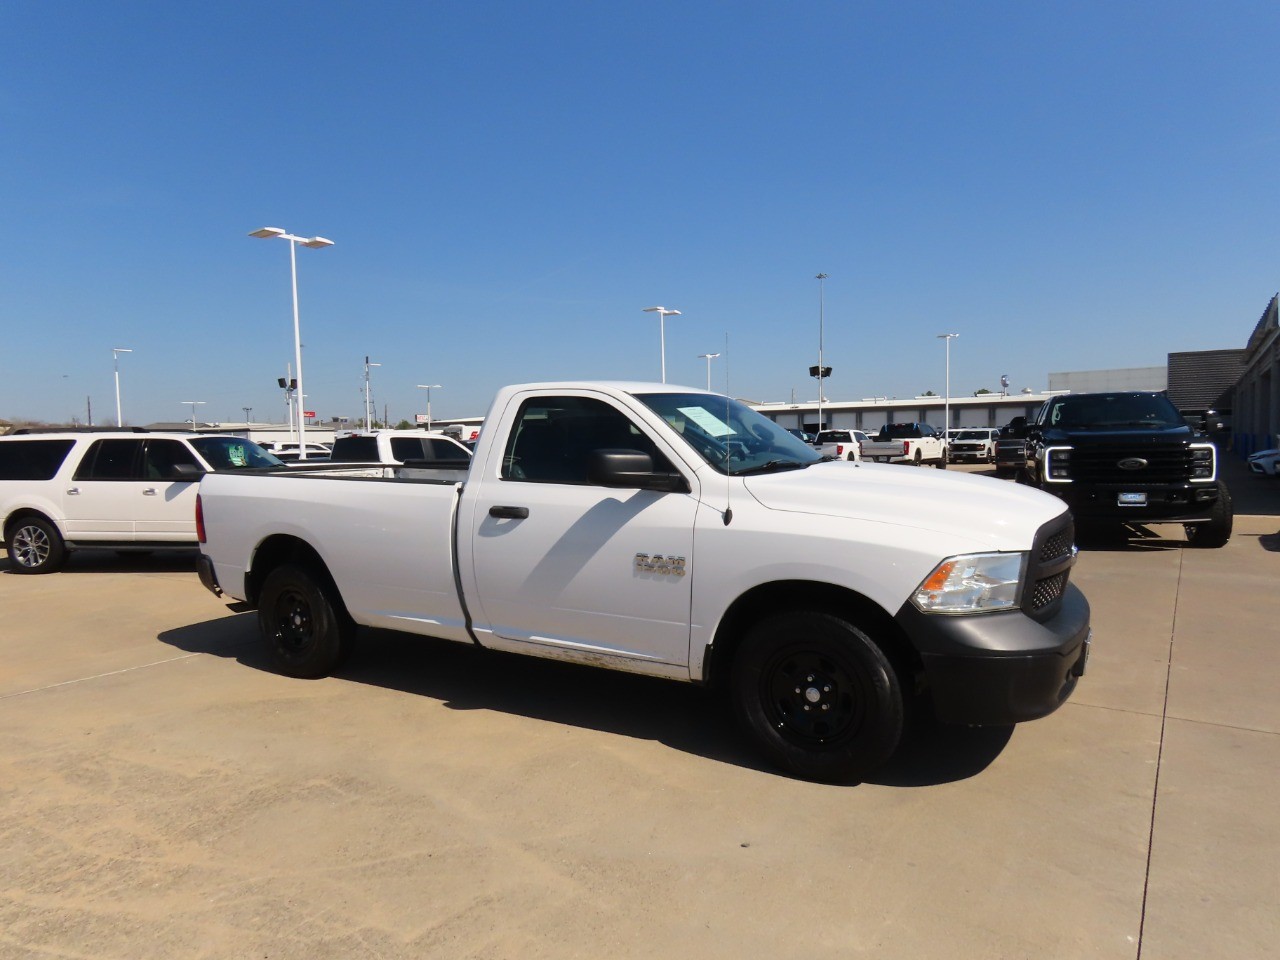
[735,459,811,476]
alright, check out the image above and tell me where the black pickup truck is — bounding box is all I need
[1020,391,1232,546]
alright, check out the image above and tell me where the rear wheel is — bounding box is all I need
[5,516,66,574]
[257,563,356,677]
[912,449,923,466]
[1185,482,1233,548]
[731,611,906,783]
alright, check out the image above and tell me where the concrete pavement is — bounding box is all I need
[1,462,1277,959]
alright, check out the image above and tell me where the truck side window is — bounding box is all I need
[503,396,672,484]
[73,439,143,480]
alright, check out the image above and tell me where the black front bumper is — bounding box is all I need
[896,584,1091,726]
[1047,482,1220,522]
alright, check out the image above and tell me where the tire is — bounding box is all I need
[912,449,923,466]
[1185,482,1233,548]
[5,515,67,574]
[935,455,947,469]
[730,610,906,783]
[257,563,356,678]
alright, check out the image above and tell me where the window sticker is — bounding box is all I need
[677,406,733,437]
[228,445,248,467]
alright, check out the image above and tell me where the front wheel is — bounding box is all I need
[257,563,356,678]
[6,516,67,574]
[1185,482,1233,548]
[730,611,906,783]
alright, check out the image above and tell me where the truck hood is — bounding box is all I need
[1038,424,1196,446]
[740,461,1066,552]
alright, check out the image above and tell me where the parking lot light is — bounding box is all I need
[249,226,334,459]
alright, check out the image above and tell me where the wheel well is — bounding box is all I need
[246,535,347,616]
[705,580,920,690]
[3,509,57,541]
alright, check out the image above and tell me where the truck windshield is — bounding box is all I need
[633,393,823,476]
[1045,394,1185,430]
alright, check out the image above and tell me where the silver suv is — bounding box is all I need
[0,430,282,573]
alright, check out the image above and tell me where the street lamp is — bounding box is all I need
[249,226,334,459]
[937,333,959,444]
[112,347,132,427]
[815,273,828,433]
[642,306,682,383]
[181,400,207,427]
[697,353,721,392]
[417,384,442,430]
[363,355,382,431]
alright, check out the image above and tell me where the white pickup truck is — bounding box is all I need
[861,422,948,467]
[196,382,1090,783]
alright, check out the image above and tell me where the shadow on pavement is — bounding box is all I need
[158,614,1015,788]
[0,549,200,575]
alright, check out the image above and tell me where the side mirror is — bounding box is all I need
[171,463,205,480]
[587,449,689,493]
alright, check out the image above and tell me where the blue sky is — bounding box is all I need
[3,2,1278,427]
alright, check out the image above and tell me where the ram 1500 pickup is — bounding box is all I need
[197,382,1091,783]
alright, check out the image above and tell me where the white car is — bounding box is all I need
[1247,448,1280,477]
[1,430,283,573]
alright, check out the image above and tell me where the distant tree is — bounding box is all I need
[922,390,937,396]
[974,388,993,395]
[395,419,413,430]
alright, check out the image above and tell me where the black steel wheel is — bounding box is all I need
[257,563,355,678]
[731,610,905,783]
[1185,481,1233,548]
[5,515,66,574]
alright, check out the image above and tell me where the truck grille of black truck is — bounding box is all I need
[1065,444,1192,484]
[1024,516,1076,621]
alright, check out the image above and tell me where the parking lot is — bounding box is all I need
[2,460,1278,960]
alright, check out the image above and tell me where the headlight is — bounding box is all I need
[1189,443,1216,481]
[911,552,1026,614]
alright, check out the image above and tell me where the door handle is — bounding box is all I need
[489,505,529,520]
[67,488,80,495]
[143,488,158,496]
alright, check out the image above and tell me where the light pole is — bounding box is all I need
[815,273,828,433]
[182,400,207,427]
[363,356,382,431]
[242,407,253,423]
[642,306,682,383]
[249,226,334,459]
[937,333,959,444]
[417,384,442,430]
[112,347,132,427]
[697,353,721,391]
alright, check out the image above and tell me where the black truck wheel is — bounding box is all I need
[730,611,905,783]
[258,563,356,678]
[1185,482,1233,548]
[5,515,67,574]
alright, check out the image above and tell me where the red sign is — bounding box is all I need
[303,410,316,419]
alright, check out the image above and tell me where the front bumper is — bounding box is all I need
[896,584,1091,725]
[1049,482,1219,522]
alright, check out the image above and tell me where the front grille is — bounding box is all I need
[1040,528,1073,563]
[1064,443,1194,484]
[1024,515,1076,620]
[1031,572,1068,608]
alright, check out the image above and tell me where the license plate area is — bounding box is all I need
[1118,492,1147,506]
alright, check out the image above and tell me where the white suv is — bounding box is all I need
[0,430,283,573]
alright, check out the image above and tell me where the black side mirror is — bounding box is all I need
[587,449,689,493]
[171,463,205,480]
